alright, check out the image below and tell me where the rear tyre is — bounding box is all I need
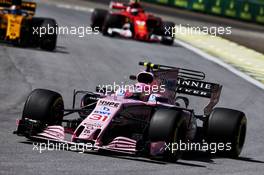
[37,18,57,51]
[22,89,64,125]
[207,108,247,158]
[161,21,175,46]
[149,109,186,162]
[91,8,108,31]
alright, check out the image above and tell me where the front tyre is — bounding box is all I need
[22,89,64,125]
[38,18,57,51]
[161,21,175,46]
[91,8,108,31]
[207,108,247,158]
[102,14,124,36]
[148,109,187,162]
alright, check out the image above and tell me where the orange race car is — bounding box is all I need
[0,0,57,51]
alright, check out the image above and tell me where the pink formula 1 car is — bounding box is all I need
[15,62,247,161]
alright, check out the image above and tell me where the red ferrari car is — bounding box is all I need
[91,1,175,45]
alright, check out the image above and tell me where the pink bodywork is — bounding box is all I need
[73,96,171,154]
[37,97,169,155]
[37,69,179,155]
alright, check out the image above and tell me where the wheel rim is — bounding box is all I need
[236,117,247,154]
[51,97,64,125]
[171,121,185,159]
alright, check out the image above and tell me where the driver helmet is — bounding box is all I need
[129,0,140,4]
[130,8,139,15]
[10,0,22,14]
[128,0,143,15]
[137,71,154,84]
[10,5,21,14]
[136,71,155,100]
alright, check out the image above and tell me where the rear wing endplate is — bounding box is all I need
[139,62,222,115]
[177,78,222,115]
[22,1,36,15]
[0,0,36,15]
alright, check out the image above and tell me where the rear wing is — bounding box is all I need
[22,1,36,15]
[109,2,127,10]
[0,0,36,15]
[177,78,222,115]
[0,0,12,7]
[139,62,222,115]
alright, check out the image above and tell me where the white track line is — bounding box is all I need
[175,39,264,91]
[56,4,93,13]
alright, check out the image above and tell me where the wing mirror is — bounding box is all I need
[96,86,107,93]
[155,97,168,103]
[129,75,137,80]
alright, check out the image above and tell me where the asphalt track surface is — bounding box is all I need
[0,2,264,175]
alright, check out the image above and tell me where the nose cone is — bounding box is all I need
[134,20,148,40]
[135,33,148,41]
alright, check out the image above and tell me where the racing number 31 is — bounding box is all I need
[89,114,108,122]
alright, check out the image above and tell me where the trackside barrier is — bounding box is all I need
[252,1,264,23]
[155,0,170,4]
[173,0,189,8]
[223,0,238,18]
[208,0,225,15]
[189,0,209,12]
[237,0,253,21]
[142,0,264,24]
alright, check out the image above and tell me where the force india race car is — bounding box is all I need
[15,62,247,161]
[91,1,175,45]
[0,0,57,51]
